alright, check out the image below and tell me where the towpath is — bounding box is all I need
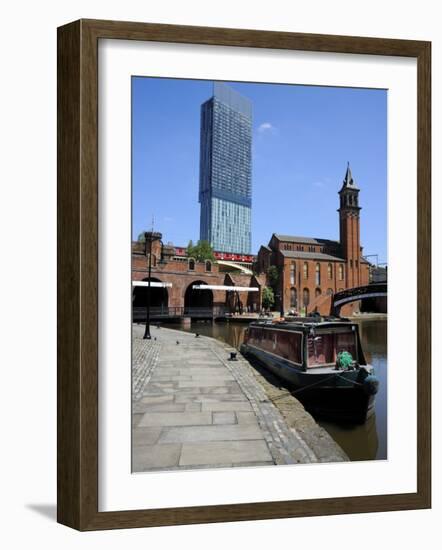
[132,324,347,471]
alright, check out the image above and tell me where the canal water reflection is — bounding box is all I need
[175,317,387,461]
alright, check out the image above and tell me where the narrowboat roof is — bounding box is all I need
[249,317,357,333]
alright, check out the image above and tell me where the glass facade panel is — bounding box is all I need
[199,83,252,254]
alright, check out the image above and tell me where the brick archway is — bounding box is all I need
[132,277,169,308]
[184,280,213,311]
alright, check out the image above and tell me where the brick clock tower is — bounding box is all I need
[338,163,362,288]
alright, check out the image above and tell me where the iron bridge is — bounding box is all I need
[330,283,387,316]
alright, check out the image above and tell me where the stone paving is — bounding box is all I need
[132,324,344,471]
[132,334,161,401]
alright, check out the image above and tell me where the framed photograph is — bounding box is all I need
[57,19,431,530]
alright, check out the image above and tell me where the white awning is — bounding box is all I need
[192,285,259,292]
[132,281,172,288]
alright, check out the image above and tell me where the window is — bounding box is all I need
[205,260,212,272]
[350,259,353,269]
[275,330,302,363]
[188,258,195,271]
[327,263,333,280]
[303,288,310,308]
[315,263,321,285]
[307,331,357,368]
[290,287,297,307]
[303,262,309,279]
[339,264,344,280]
[315,288,321,298]
[290,262,296,285]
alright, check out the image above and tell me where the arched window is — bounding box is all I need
[188,258,195,271]
[315,263,321,285]
[315,288,321,298]
[339,264,344,280]
[290,287,297,307]
[327,263,333,280]
[303,262,308,279]
[290,262,296,285]
[350,259,353,269]
[205,260,212,272]
[303,288,310,308]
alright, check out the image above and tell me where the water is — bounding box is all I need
[174,317,387,461]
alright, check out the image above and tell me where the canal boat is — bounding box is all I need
[240,317,379,423]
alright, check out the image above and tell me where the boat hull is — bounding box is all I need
[241,343,376,423]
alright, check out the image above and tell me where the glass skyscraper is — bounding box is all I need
[199,82,252,254]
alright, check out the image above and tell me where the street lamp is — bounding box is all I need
[278,265,284,317]
[143,230,162,339]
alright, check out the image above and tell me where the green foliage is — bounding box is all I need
[261,286,275,310]
[186,240,215,262]
[267,265,279,288]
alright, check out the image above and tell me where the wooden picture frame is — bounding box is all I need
[57,19,431,531]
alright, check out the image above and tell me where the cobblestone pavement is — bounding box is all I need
[132,333,161,401]
[132,324,346,472]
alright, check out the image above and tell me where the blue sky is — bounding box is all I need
[132,78,387,263]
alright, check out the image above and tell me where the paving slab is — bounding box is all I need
[179,440,272,466]
[132,427,162,446]
[136,403,186,413]
[140,395,174,405]
[139,411,213,427]
[236,412,260,425]
[178,380,231,388]
[159,424,263,444]
[184,402,202,412]
[213,412,236,425]
[132,444,181,471]
[201,401,253,412]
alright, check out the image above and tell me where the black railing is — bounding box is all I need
[331,283,387,315]
[132,305,229,321]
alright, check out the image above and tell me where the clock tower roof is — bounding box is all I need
[339,162,359,192]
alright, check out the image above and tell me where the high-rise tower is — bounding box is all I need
[338,163,362,287]
[199,82,252,254]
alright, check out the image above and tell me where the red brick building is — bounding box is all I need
[132,238,263,314]
[256,164,370,315]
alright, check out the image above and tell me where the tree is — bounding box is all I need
[261,286,275,310]
[267,265,279,289]
[186,239,215,262]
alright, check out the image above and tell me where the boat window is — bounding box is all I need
[248,328,302,364]
[307,330,357,367]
